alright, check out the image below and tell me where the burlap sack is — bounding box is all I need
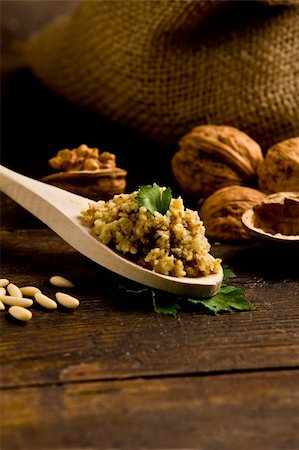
[25,0,299,150]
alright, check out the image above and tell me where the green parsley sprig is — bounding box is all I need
[119,266,254,315]
[187,285,253,314]
[136,183,172,215]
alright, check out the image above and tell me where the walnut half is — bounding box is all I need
[253,192,299,236]
[43,144,127,200]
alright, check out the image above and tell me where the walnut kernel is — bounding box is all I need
[48,144,116,172]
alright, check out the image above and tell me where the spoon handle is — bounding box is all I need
[0,164,108,268]
[0,165,91,216]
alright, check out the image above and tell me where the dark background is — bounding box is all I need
[1,0,177,195]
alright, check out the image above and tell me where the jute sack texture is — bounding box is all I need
[26,0,299,150]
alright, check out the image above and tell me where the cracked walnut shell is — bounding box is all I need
[43,144,127,200]
[172,125,264,198]
[253,192,299,236]
[199,186,266,241]
[258,137,299,194]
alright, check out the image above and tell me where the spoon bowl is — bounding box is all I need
[0,165,223,297]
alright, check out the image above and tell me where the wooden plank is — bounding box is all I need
[2,370,299,449]
[1,227,298,387]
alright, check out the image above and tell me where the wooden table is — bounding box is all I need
[1,3,299,448]
[2,196,299,450]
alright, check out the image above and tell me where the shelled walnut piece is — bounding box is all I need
[199,186,266,241]
[172,125,264,199]
[48,144,116,172]
[43,144,127,200]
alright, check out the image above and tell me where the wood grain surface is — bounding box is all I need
[1,202,299,449]
[2,371,299,450]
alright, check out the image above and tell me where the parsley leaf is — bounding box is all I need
[188,285,254,314]
[119,284,179,315]
[118,264,254,316]
[222,264,236,280]
[136,183,172,215]
[152,290,180,315]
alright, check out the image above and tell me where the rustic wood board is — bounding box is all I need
[1,222,299,388]
[2,370,299,449]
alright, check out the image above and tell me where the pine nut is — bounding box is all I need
[50,276,75,288]
[7,283,23,298]
[34,293,57,310]
[0,296,33,307]
[0,287,6,296]
[20,286,41,297]
[0,279,9,288]
[55,292,79,309]
[8,306,32,321]
[0,300,5,311]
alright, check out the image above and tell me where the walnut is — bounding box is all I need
[253,192,299,236]
[172,125,264,198]
[43,144,127,200]
[48,144,116,172]
[199,186,266,241]
[258,137,299,194]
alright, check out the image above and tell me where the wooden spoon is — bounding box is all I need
[0,166,223,297]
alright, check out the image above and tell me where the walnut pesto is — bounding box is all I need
[81,187,221,278]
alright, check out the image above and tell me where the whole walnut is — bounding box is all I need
[172,125,264,199]
[199,186,266,241]
[258,137,299,194]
